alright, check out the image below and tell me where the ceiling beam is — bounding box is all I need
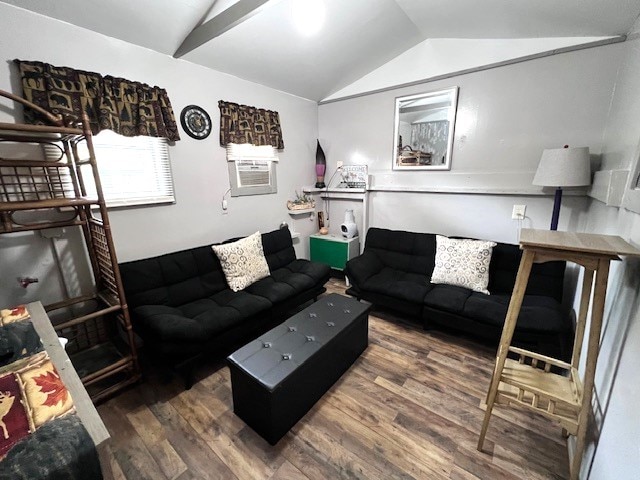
[174,0,272,58]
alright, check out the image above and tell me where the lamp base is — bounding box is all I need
[550,187,562,231]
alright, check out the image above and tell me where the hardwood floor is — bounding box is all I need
[98,278,569,479]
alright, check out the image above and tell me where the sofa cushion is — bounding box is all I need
[431,236,496,294]
[261,227,297,271]
[212,232,270,292]
[133,289,272,343]
[132,305,210,342]
[120,246,229,309]
[360,267,432,304]
[423,284,473,314]
[364,228,437,276]
[344,251,384,286]
[463,293,568,333]
[488,243,566,300]
[246,259,331,303]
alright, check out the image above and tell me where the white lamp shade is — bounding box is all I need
[533,146,591,187]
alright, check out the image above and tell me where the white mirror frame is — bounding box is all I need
[392,86,459,171]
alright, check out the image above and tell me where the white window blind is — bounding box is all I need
[226,143,279,162]
[48,130,174,208]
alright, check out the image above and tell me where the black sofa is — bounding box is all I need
[345,228,572,359]
[119,227,331,383]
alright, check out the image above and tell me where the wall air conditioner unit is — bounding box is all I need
[226,143,278,196]
[236,159,271,187]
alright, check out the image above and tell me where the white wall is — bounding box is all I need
[0,3,319,307]
[575,19,640,480]
[318,43,621,244]
[324,37,618,101]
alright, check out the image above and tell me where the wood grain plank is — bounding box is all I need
[280,431,346,480]
[292,416,393,480]
[453,445,521,480]
[104,443,127,480]
[269,460,309,479]
[170,391,279,479]
[318,398,450,479]
[143,394,238,480]
[127,406,188,480]
[298,404,414,480]
[98,401,168,480]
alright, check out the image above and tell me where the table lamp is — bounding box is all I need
[533,145,591,230]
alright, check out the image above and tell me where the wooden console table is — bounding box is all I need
[477,229,640,480]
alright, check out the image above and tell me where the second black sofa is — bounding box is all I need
[119,227,331,381]
[345,227,572,359]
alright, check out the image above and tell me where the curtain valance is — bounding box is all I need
[218,100,284,149]
[15,60,180,141]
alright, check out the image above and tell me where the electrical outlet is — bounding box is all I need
[512,204,526,220]
[337,160,343,169]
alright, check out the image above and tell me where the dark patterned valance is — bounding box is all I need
[218,100,284,149]
[15,60,180,141]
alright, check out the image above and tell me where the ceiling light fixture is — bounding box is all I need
[292,0,325,36]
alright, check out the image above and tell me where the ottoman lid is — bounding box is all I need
[227,294,370,391]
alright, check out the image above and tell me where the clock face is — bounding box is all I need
[180,105,212,139]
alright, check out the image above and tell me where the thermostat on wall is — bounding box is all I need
[340,165,368,188]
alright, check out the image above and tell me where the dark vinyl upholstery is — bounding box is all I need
[227,294,370,444]
[345,227,571,359]
[120,228,331,361]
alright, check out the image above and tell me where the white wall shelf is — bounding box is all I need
[369,185,588,196]
[303,186,367,194]
[287,208,315,215]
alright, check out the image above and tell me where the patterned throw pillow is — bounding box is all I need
[430,235,497,295]
[211,231,270,292]
[0,305,29,326]
[0,372,30,459]
[15,355,75,429]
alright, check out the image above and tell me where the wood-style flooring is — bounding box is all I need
[98,278,569,479]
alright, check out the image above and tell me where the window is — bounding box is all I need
[226,143,278,197]
[47,130,174,208]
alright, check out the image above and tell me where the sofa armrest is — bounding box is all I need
[345,251,383,287]
[132,305,207,342]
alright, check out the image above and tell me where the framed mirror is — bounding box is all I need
[392,86,459,170]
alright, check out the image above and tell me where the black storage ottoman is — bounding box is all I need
[227,293,371,445]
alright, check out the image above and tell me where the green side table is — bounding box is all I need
[310,234,360,285]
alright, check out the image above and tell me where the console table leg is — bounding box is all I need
[571,269,595,369]
[570,258,609,480]
[478,249,535,451]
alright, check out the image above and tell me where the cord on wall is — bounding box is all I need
[512,204,526,242]
[222,188,231,212]
[323,165,343,222]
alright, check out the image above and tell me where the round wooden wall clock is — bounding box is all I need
[180,105,212,139]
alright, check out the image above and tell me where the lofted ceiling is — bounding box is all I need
[2,0,640,101]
